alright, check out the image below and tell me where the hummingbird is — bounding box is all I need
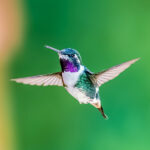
[12,45,139,119]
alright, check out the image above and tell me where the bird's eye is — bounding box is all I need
[69,54,75,57]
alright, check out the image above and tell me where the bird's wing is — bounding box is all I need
[11,72,63,86]
[95,58,139,87]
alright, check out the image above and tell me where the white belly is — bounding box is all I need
[66,87,91,104]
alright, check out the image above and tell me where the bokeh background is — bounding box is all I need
[1,0,150,150]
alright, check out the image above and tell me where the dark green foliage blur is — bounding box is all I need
[10,0,149,150]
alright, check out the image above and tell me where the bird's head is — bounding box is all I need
[46,45,82,72]
[59,48,82,63]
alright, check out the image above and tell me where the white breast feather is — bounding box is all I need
[62,65,84,87]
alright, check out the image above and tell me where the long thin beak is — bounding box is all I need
[45,45,60,53]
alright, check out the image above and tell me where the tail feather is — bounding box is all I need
[98,106,108,120]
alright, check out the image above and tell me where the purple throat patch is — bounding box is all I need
[60,59,79,72]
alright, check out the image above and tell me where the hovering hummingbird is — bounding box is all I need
[12,45,139,119]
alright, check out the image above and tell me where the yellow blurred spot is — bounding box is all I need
[0,0,24,150]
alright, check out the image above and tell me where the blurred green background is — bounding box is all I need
[9,0,149,150]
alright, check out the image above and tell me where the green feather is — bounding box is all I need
[75,70,98,99]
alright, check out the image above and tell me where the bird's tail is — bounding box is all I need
[98,106,108,120]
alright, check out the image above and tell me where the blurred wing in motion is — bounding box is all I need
[11,72,63,86]
[95,58,139,87]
